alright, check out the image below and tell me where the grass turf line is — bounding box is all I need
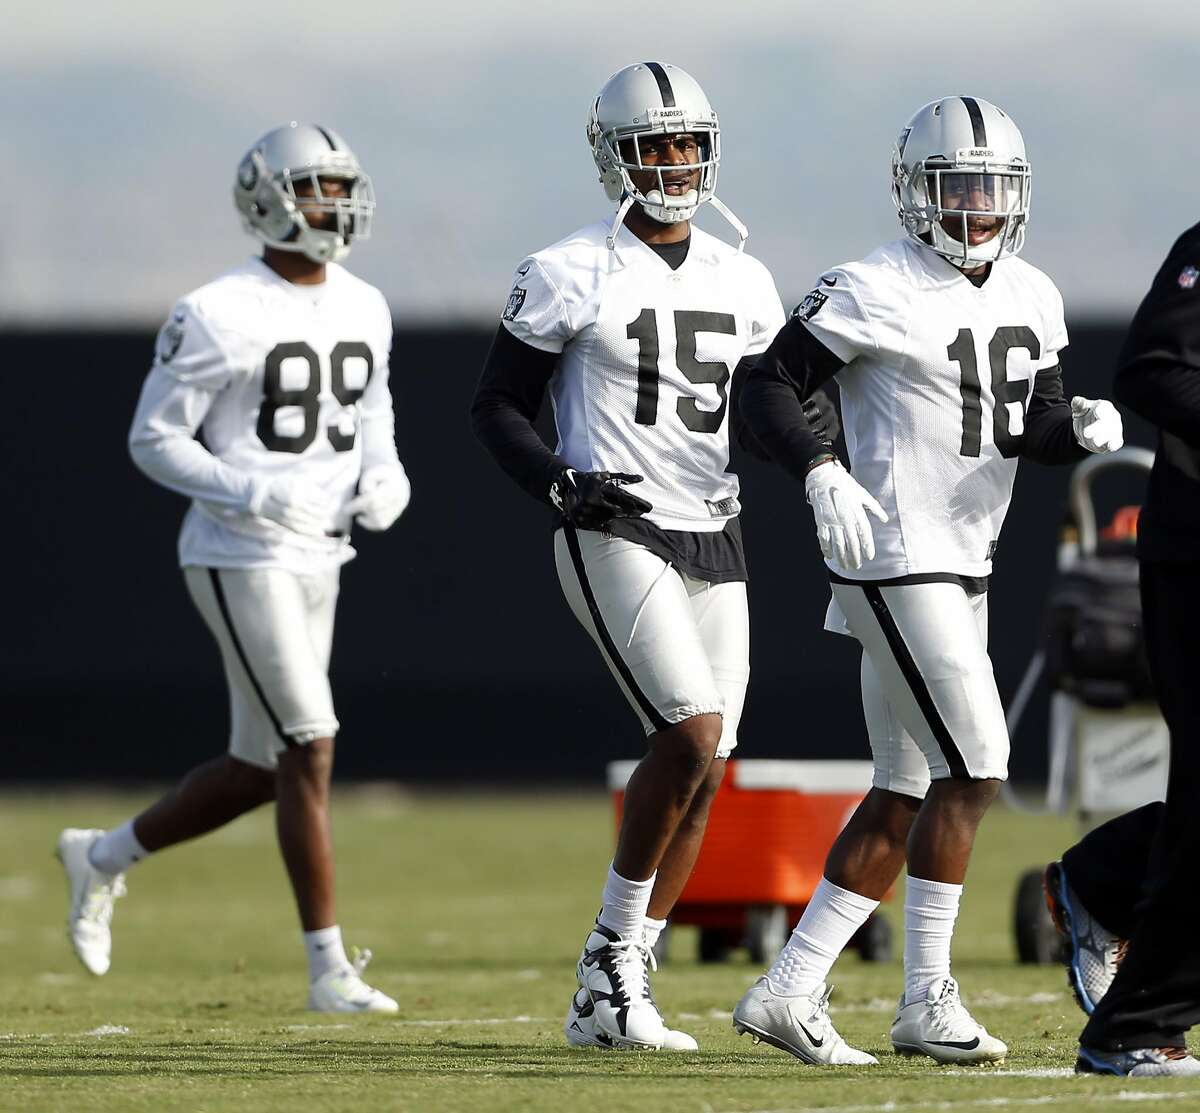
[0,791,1195,1112]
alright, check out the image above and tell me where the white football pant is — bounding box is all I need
[828,581,1009,795]
[184,565,340,769]
[554,526,749,756]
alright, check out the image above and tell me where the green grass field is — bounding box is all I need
[1,790,1197,1113]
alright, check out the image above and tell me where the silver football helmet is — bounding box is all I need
[891,97,1030,268]
[586,62,746,249]
[233,122,375,264]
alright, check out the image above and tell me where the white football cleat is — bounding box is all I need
[890,976,1006,1063]
[56,828,126,976]
[733,977,878,1066]
[564,986,698,1051]
[307,948,398,1014]
[576,923,666,1049]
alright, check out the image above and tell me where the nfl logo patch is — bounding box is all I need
[1178,265,1199,289]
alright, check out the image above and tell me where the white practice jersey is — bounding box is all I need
[801,237,1067,579]
[502,221,785,531]
[129,257,399,573]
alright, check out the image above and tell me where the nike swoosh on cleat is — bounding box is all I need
[798,1022,824,1048]
[927,1037,981,1050]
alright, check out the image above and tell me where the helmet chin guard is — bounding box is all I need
[587,63,747,251]
[233,123,375,264]
[892,96,1031,269]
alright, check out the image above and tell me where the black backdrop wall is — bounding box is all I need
[4,323,1151,784]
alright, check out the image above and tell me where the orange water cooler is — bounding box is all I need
[607,759,894,963]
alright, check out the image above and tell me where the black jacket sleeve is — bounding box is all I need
[1114,223,1200,447]
[1021,363,1089,465]
[470,324,567,503]
[739,319,845,481]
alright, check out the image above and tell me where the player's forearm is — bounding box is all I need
[471,324,567,503]
[358,412,404,476]
[470,395,567,502]
[128,428,256,510]
[1021,366,1089,465]
[739,320,843,478]
[1115,361,1200,447]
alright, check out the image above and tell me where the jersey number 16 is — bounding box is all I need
[948,325,1040,459]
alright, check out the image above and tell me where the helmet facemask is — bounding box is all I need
[593,122,720,226]
[893,149,1031,269]
[238,148,375,264]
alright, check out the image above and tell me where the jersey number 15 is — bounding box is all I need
[257,340,373,454]
[627,309,736,434]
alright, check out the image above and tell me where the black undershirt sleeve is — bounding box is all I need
[1114,226,1200,447]
[470,324,566,503]
[1021,363,1089,465]
[739,319,845,480]
[730,357,771,460]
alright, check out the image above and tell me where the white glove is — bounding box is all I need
[804,459,888,570]
[247,476,336,538]
[347,466,411,532]
[1071,396,1124,454]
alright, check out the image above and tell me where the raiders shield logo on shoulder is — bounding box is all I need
[792,289,828,322]
[158,310,186,363]
[502,286,527,321]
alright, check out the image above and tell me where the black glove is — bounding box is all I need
[803,389,841,445]
[550,468,653,529]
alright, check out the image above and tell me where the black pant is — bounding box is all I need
[1062,801,1161,940]
[1072,560,1200,1050]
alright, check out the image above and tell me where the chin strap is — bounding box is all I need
[606,195,637,251]
[607,192,750,253]
[708,195,748,252]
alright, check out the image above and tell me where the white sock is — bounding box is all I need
[87,820,148,874]
[642,915,668,950]
[766,877,879,997]
[904,875,962,1004]
[304,925,350,982]
[596,863,655,939]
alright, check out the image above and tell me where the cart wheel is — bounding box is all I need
[1014,866,1064,964]
[698,927,732,964]
[745,905,789,965]
[652,923,671,965]
[854,913,894,963]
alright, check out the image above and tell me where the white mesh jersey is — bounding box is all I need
[130,256,397,573]
[502,220,785,531]
[802,236,1067,579]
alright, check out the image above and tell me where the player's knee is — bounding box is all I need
[932,775,1001,817]
[651,713,722,790]
[680,757,727,829]
[277,735,335,785]
[225,756,276,804]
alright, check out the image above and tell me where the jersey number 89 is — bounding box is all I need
[256,340,373,454]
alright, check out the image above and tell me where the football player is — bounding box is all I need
[733,97,1124,1065]
[471,62,841,1054]
[56,123,409,1013]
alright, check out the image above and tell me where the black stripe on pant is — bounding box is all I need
[562,526,670,733]
[208,569,296,748]
[861,584,970,779]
